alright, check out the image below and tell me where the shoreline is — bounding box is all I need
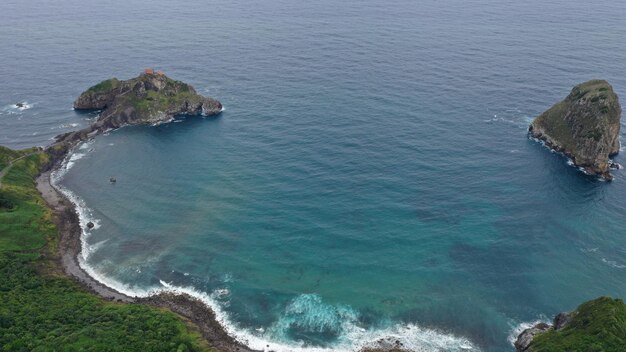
[35,139,484,352]
[36,161,256,352]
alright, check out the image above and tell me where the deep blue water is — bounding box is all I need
[2,0,626,351]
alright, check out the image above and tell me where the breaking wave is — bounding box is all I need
[50,143,480,352]
[1,102,34,115]
[50,140,101,262]
[507,318,550,347]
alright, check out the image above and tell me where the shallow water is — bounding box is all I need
[2,0,626,351]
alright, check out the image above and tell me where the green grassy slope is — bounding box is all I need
[0,147,213,352]
[532,297,626,352]
[531,80,619,152]
[86,78,120,93]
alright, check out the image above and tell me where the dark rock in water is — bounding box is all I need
[73,72,222,131]
[514,322,550,352]
[86,222,95,229]
[109,177,116,183]
[15,102,24,108]
[529,80,621,180]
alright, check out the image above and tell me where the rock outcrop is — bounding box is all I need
[514,322,553,352]
[515,312,575,352]
[529,80,621,180]
[45,72,222,166]
[73,72,222,130]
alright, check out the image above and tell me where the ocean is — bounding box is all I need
[2,0,626,351]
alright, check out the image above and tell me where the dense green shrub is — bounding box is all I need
[0,147,212,352]
[0,193,14,210]
[532,297,626,352]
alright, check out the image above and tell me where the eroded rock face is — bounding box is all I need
[529,80,621,180]
[514,323,550,352]
[514,312,573,352]
[552,312,572,330]
[73,72,222,131]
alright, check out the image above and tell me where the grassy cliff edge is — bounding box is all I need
[517,297,626,352]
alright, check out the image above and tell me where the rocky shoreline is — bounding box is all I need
[33,71,423,352]
[513,312,571,352]
[30,72,260,352]
[30,73,624,352]
[34,72,409,352]
[37,160,428,352]
[37,142,256,352]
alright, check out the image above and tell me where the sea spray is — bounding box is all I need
[265,294,359,343]
[507,317,550,347]
[50,140,101,263]
[1,102,33,114]
[154,282,479,352]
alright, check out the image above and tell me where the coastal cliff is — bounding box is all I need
[529,80,621,180]
[515,297,626,352]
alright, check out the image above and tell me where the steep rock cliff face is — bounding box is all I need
[73,73,222,130]
[529,80,621,180]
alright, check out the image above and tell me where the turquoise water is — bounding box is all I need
[2,0,626,351]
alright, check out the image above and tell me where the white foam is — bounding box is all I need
[202,105,225,116]
[483,116,514,124]
[150,114,174,126]
[529,136,614,179]
[50,141,481,352]
[16,102,33,110]
[507,318,550,347]
[91,255,480,352]
[609,160,622,170]
[222,273,234,282]
[1,102,33,114]
[57,122,81,129]
[214,288,230,299]
[145,285,480,352]
[50,140,102,263]
[602,258,626,269]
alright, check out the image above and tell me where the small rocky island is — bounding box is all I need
[74,69,222,129]
[529,80,621,180]
[49,70,222,159]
